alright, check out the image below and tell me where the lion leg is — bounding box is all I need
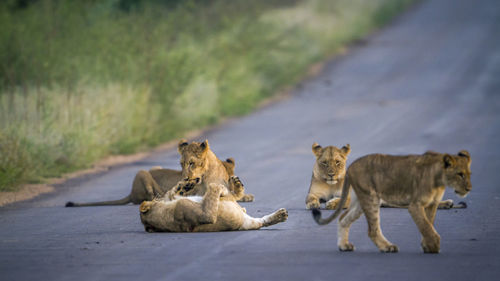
[133,170,163,201]
[238,209,288,230]
[306,193,321,210]
[408,204,441,254]
[437,199,454,209]
[326,193,351,210]
[238,194,255,202]
[361,196,398,253]
[177,183,223,225]
[425,202,439,225]
[337,194,363,251]
[228,176,245,200]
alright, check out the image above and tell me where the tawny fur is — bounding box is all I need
[167,139,254,202]
[306,143,351,210]
[65,155,241,207]
[140,183,287,232]
[312,150,472,253]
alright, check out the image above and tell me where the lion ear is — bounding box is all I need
[200,139,209,153]
[341,144,351,155]
[458,150,471,161]
[312,142,322,157]
[443,154,456,169]
[140,202,151,213]
[178,139,188,153]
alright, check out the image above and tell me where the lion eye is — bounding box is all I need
[189,161,195,167]
[457,172,465,179]
[336,161,341,166]
[321,162,328,166]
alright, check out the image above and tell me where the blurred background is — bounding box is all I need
[0,0,413,191]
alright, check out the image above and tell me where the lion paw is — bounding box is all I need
[339,242,355,252]
[380,244,399,253]
[421,241,440,254]
[230,175,244,187]
[325,198,340,210]
[238,194,255,202]
[177,181,196,196]
[274,208,288,223]
[306,201,320,210]
[438,199,454,209]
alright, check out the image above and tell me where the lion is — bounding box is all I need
[312,150,472,253]
[65,156,241,207]
[170,139,254,202]
[140,181,287,232]
[306,143,466,210]
[306,142,351,210]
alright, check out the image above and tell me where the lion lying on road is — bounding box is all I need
[312,150,472,253]
[65,156,245,207]
[140,181,287,232]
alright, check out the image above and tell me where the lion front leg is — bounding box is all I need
[306,193,321,210]
[176,183,223,226]
[408,204,441,253]
[325,193,351,210]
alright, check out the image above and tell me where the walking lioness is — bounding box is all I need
[140,182,287,232]
[312,150,472,253]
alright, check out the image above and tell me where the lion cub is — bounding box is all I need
[140,181,288,232]
[65,157,237,207]
[172,139,254,202]
[312,150,472,253]
[306,143,351,210]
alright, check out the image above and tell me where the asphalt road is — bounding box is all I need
[2,0,500,280]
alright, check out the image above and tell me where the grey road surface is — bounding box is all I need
[2,0,500,280]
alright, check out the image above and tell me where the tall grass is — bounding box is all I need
[0,0,415,191]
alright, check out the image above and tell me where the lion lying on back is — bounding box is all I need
[305,142,465,210]
[312,150,472,253]
[140,180,287,232]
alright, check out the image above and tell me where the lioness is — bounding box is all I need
[140,182,287,232]
[65,157,240,207]
[306,143,351,210]
[312,150,472,253]
[306,143,465,210]
[172,139,254,202]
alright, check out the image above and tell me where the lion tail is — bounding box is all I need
[65,195,131,207]
[312,175,350,225]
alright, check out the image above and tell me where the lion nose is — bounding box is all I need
[465,185,472,192]
[328,172,335,177]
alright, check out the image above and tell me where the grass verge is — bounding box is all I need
[0,0,416,191]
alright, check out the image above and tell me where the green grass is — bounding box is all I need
[0,0,415,191]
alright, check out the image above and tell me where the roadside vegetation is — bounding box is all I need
[0,0,415,191]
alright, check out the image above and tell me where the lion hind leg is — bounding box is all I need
[361,197,398,253]
[134,170,163,201]
[239,208,288,230]
[337,195,363,251]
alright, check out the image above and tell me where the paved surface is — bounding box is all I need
[2,0,500,280]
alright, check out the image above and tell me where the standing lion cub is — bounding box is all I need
[312,150,472,253]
